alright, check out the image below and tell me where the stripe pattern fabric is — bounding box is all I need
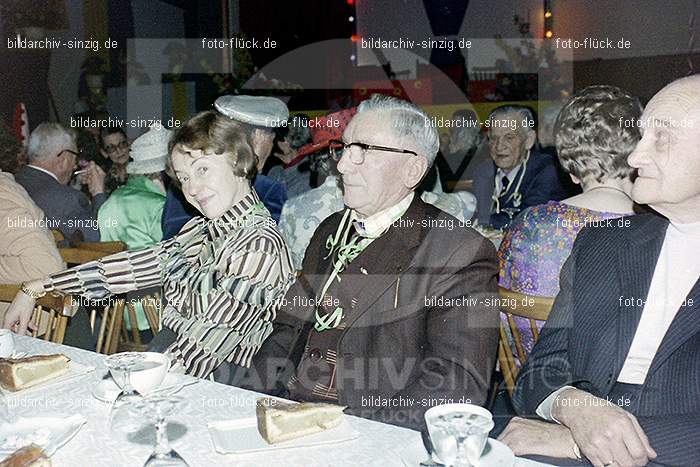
[45,191,295,379]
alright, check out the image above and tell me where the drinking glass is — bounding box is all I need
[105,352,146,432]
[129,395,189,467]
[425,404,494,467]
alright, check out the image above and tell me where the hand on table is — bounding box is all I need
[2,280,44,335]
[498,416,579,459]
[553,388,656,467]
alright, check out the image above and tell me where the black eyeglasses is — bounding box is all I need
[104,141,129,153]
[328,139,418,164]
[55,149,81,158]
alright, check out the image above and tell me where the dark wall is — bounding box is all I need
[573,53,700,103]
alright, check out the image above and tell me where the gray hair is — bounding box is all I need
[487,105,536,133]
[555,85,642,183]
[27,122,75,162]
[357,94,439,165]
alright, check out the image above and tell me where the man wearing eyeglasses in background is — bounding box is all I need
[15,122,106,242]
[228,94,500,431]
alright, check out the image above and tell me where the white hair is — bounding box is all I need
[357,94,439,165]
[27,122,75,162]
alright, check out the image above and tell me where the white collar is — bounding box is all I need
[497,163,523,182]
[668,220,700,239]
[27,164,59,182]
[351,192,414,238]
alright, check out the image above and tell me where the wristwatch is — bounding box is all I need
[20,283,47,299]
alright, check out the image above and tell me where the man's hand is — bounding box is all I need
[553,388,657,467]
[85,161,106,196]
[498,416,580,459]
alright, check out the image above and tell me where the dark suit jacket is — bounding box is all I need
[513,213,700,466]
[14,165,105,242]
[229,195,500,431]
[472,150,569,229]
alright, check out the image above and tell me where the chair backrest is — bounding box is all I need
[57,242,127,353]
[94,298,126,355]
[73,241,127,254]
[0,284,76,345]
[497,286,555,396]
[120,290,163,352]
[51,229,65,243]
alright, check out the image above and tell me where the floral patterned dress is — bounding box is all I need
[498,201,631,366]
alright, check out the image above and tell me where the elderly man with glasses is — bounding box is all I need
[226,94,500,431]
[15,122,106,242]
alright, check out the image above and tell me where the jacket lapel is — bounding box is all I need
[646,276,700,378]
[340,197,425,328]
[615,215,668,372]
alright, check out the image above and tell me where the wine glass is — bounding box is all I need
[129,395,189,467]
[104,352,146,432]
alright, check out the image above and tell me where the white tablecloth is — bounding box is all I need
[3,336,549,466]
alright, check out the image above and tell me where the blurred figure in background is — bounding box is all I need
[472,105,570,229]
[100,126,130,193]
[15,123,106,242]
[267,113,313,197]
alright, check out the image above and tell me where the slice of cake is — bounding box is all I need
[0,444,51,467]
[256,397,346,444]
[0,354,69,392]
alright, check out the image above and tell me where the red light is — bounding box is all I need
[346,0,354,4]
[351,34,359,42]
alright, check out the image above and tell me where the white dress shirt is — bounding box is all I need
[537,220,700,420]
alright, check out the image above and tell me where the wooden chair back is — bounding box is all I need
[73,241,127,254]
[93,298,126,355]
[120,290,163,352]
[51,229,65,243]
[497,286,555,396]
[0,284,76,345]
[58,242,127,353]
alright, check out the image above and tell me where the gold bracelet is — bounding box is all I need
[20,283,46,299]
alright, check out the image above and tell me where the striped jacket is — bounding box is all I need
[45,191,295,378]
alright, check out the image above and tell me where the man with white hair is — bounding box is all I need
[15,122,106,242]
[473,105,569,229]
[500,75,700,466]
[233,95,500,431]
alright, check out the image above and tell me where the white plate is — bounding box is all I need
[0,414,86,457]
[91,372,196,403]
[208,417,359,454]
[0,360,94,396]
[432,438,515,466]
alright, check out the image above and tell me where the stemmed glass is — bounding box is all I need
[104,352,146,432]
[129,395,189,467]
[0,391,10,422]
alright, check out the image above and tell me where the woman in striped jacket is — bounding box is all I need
[4,111,296,380]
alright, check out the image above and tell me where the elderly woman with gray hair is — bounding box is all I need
[497,85,642,363]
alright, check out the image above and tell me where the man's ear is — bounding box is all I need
[404,155,429,189]
[524,129,536,150]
